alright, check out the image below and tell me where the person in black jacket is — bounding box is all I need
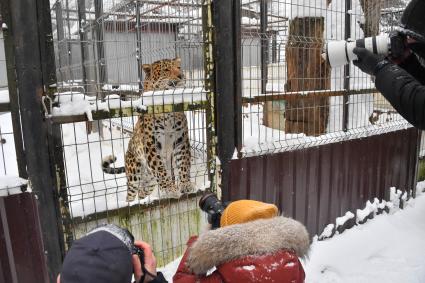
[353,0,425,129]
[57,224,168,283]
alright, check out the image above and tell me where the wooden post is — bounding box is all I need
[359,0,382,37]
[284,17,331,136]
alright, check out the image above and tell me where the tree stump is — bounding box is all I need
[284,17,331,136]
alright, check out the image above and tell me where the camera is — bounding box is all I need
[324,31,406,68]
[199,192,228,229]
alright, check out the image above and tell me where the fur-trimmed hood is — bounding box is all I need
[186,216,310,275]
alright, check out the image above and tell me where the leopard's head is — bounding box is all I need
[142,58,184,91]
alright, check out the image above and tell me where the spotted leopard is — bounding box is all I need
[102,58,193,201]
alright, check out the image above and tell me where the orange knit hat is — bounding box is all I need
[220,200,279,227]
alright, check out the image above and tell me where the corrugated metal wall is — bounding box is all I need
[0,193,49,283]
[228,128,419,236]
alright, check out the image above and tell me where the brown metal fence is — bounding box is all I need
[229,128,420,236]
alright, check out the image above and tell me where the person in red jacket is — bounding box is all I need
[173,200,310,283]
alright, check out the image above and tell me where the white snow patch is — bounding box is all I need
[0,176,28,196]
[53,92,94,120]
[335,211,355,228]
[319,224,335,239]
[0,89,9,103]
[51,88,206,120]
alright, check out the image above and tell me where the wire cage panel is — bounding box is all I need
[0,29,27,197]
[239,0,411,157]
[50,0,212,266]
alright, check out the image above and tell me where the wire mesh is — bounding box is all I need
[239,0,411,157]
[50,0,210,266]
[0,28,26,196]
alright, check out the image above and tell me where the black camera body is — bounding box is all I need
[132,245,145,266]
[199,192,229,229]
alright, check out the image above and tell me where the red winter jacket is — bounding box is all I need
[173,216,309,283]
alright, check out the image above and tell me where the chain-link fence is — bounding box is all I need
[239,0,410,157]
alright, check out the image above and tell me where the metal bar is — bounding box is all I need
[213,0,241,201]
[0,103,10,112]
[412,130,422,198]
[271,31,277,63]
[95,0,107,88]
[260,0,268,94]
[234,0,243,154]
[78,0,88,88]
[244,88,378,103]
[0,0,28,179]
[7,0,64,280]
[65,0,74,81]
[343,0,351,131]
[36,0,68,257]
[55,2,66,82]
[136,0,144,91]
[203,0,218,192]
[50,101,209,124]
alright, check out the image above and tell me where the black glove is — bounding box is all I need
[353,47,389,75]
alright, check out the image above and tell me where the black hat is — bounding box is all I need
[60,225,134,283]
[401,0,425,42]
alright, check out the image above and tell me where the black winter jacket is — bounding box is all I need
[375,54,425,129]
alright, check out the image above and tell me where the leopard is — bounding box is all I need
[102,57,193,201]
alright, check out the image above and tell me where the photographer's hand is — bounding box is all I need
[133,241,158,283]
[353,47,389,76]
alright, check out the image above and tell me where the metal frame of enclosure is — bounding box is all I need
[0,0,420,281]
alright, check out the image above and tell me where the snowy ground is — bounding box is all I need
[158,185,425,283]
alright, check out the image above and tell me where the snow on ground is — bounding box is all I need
[157,185,425,282]
[305,186,425,283]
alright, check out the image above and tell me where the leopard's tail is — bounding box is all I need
[102,155,126,174]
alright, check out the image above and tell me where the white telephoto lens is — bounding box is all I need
[326,34,390,68]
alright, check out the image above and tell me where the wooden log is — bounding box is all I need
[284,17,331,136]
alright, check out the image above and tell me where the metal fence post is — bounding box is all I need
[213,0,242,201]
[136,0,144,91]
[78,0,88,88]
[5,0,65,280]
[343,0,352,131]
[260,0,269,95]
[94,0,107,89]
